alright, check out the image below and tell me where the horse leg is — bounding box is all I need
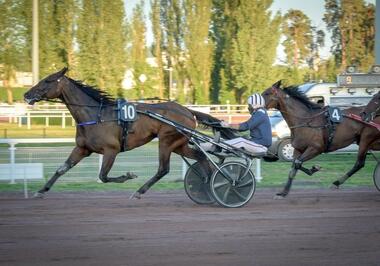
[34,146,91,198]
[275,147,320,198]
[174,144,213,176]
[98,149,137,183]
[130,138,185,199]
[331,143,369,188]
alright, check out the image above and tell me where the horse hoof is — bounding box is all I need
[126,172,138,180]
[33,192,45,199]
[311,165,321,173]
[129,192,142,200]
[330,184,339,190]
[273,194,286,200]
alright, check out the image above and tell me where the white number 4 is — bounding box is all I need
[332,109,341,121]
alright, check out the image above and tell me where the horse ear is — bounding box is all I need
[272,80,282,88]
[59,67,68,76]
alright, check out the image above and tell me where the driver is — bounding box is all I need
[202,93,272,154]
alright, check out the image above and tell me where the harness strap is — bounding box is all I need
[120,121,133,152]
[325,116,336,152]
[77,121,97,126]
[97,99,103,123]
[345,113,380,131]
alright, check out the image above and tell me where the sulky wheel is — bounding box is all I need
[210,161,256,208]
[184,161,215,205]
[373,162,380,192]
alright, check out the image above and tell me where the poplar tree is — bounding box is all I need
[161,0,186,102]
[39,0,76,78]
[77,0,127,96]
[210,0,239,104]
[150,0,165,99]
[0,0,31,103]
[229,0,281,103]
[77,0,100,86]
[130,1,149,99]
[183,0,213,104]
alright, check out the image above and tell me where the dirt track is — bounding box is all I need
[0,188,380,266]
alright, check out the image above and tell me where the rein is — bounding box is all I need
[278,108,328,129]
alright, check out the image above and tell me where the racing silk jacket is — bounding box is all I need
[238,108,272,148]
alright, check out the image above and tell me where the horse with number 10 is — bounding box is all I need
[261,80,380,198]
[23,68,235,199]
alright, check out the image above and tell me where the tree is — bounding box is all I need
[229,0,281,103]
[150,0,165,99]
[39,0,76,78]
[324,0,374,70]
[77,0,127,96]
[282,9,313,68]
[129,1,150,99]
[307,27,325,81]
[183,0,213,104]
[0,0,31,103]
[210,0,240,104]
[161,0,187,102]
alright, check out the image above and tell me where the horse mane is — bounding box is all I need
[67,77,115,104]
[283,85,322,110]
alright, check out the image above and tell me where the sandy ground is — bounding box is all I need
[0,188,379,266]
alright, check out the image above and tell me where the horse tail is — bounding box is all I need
[188,109,238,140]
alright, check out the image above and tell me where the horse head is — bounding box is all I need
[261,80,283,109]
[24,67,68,105]
[360,91,380,122]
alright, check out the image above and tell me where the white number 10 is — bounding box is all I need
[122,104,135,120]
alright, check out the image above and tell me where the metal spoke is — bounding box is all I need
[236,179,253,188]
[231,188,246,201]
[222,185,231,202]
[214,180,230,190]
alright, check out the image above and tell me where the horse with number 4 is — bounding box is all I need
[24,67,237,200]
[261,80,380,198]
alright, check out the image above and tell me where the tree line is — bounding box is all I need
[0,0,375,104]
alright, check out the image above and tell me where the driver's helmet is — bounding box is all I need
[247,93,265,109]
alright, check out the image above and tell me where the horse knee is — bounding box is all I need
[56,163,70,175]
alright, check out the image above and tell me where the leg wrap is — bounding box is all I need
[56,162,71,175]
[294,159,303,169]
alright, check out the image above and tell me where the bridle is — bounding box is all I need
[363,100,380,121]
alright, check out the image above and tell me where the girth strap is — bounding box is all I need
[325,112,337,152]
[120,121,134,152]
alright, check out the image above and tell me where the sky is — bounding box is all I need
[124,0,376,62]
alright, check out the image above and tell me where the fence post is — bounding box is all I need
[45,116,49,127]
[182,159,188,180]
[255,158,262,182]
[62,112,66,128]
[9,142,16,184]
[27,112,31,129]
[97,154,103,183]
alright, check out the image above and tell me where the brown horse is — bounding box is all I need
[24,68,236,199]
[361,90,380,122]
[262,80,380,198]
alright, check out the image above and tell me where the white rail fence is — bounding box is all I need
[0,138,262,186]
[0,103,250,129]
